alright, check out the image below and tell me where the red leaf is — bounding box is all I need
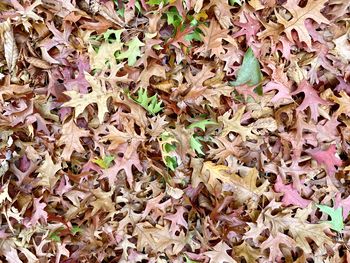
[306,144,342,176]
[274,175,311,208]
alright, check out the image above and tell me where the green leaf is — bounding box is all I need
[93,155,115,169]
[317,204,344,232]
[71,225,82,235]
[49,233,61,242]
[159,132,178,171]
[229,0,242,5]
[49,227,64,242]
[117,37,145,66]
[103,29,124,43]
[187,119,216,155]
[190,135,204,155]
[147,0,168,5]
[188,119,216,131]
[184,255,199,263]
[133,88,163,115]
[165,7,183,27]
[185,28,203,42]
[230,47,263,95]
[165,156,178,171]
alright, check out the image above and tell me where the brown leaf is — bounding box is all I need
[195,19,228,57]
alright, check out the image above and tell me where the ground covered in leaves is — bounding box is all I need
[0,0,350,262]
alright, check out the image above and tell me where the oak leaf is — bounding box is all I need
[233,241,260,263]
[62,72,113,123]
[90,187,115,216]
[0,20,19,72]
[202,162,269,204]
[30,197,48,226]
[36,153,61,190]
[276,0,329,47]
[317,204,344,232]
[306,144,342,176]
[117,36,145,66]
[218,106,256,141]
[195,19,228,57]
[203,241,236,263]
[261,233,296,262]
[291,80,331,121]
[274,175,311,208]
[57,119,90,161]
[101,143,143,186]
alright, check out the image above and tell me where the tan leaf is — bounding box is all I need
[25,56,51,69]
[62,72,113,123]
[57,119,90,161]
[218,106,256,141]
[204,0,233,29]
[333,33,350,61]
[233,241,260,263]
[0,20,19,72]
[90,187,115,216]
[195,19,228,57]
[101,122,145,151]
[36,153,61,190]
[204,241,236,263]
[276,0,329,47]
[138,63,166,88]
[202,162,269,204]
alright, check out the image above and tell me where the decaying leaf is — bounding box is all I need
[0,0,348,262]
[0,20,19,72]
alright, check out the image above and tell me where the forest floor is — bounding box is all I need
[0,0,350,262]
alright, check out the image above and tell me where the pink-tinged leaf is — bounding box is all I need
[306,144,342,176]
[263,81,292,103]
[101,143,142,186]
[0,229,9,239]
[233,13,261,45]
[307,43,339,84]
[315,117,340,143]
[55,175,73,196]
[335,77,350,94]
[274,175,311,208]
[203,241,236,263]
[164,206,188,235]
[62,55,91,94]
[30,197,48,226]
[141,193,171,220]
[261,232,296,262]
[291,80,331,121]
[277,36,292,59]
[335,193,350,218]
[18,154,30,172]
[4,246,22,263]
[55,242,70,263]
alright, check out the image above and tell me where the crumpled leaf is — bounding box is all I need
[0,20,19,72]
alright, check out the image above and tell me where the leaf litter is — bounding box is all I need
[0,0,350,262]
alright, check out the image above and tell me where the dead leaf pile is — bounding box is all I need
[0,0,350,262]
